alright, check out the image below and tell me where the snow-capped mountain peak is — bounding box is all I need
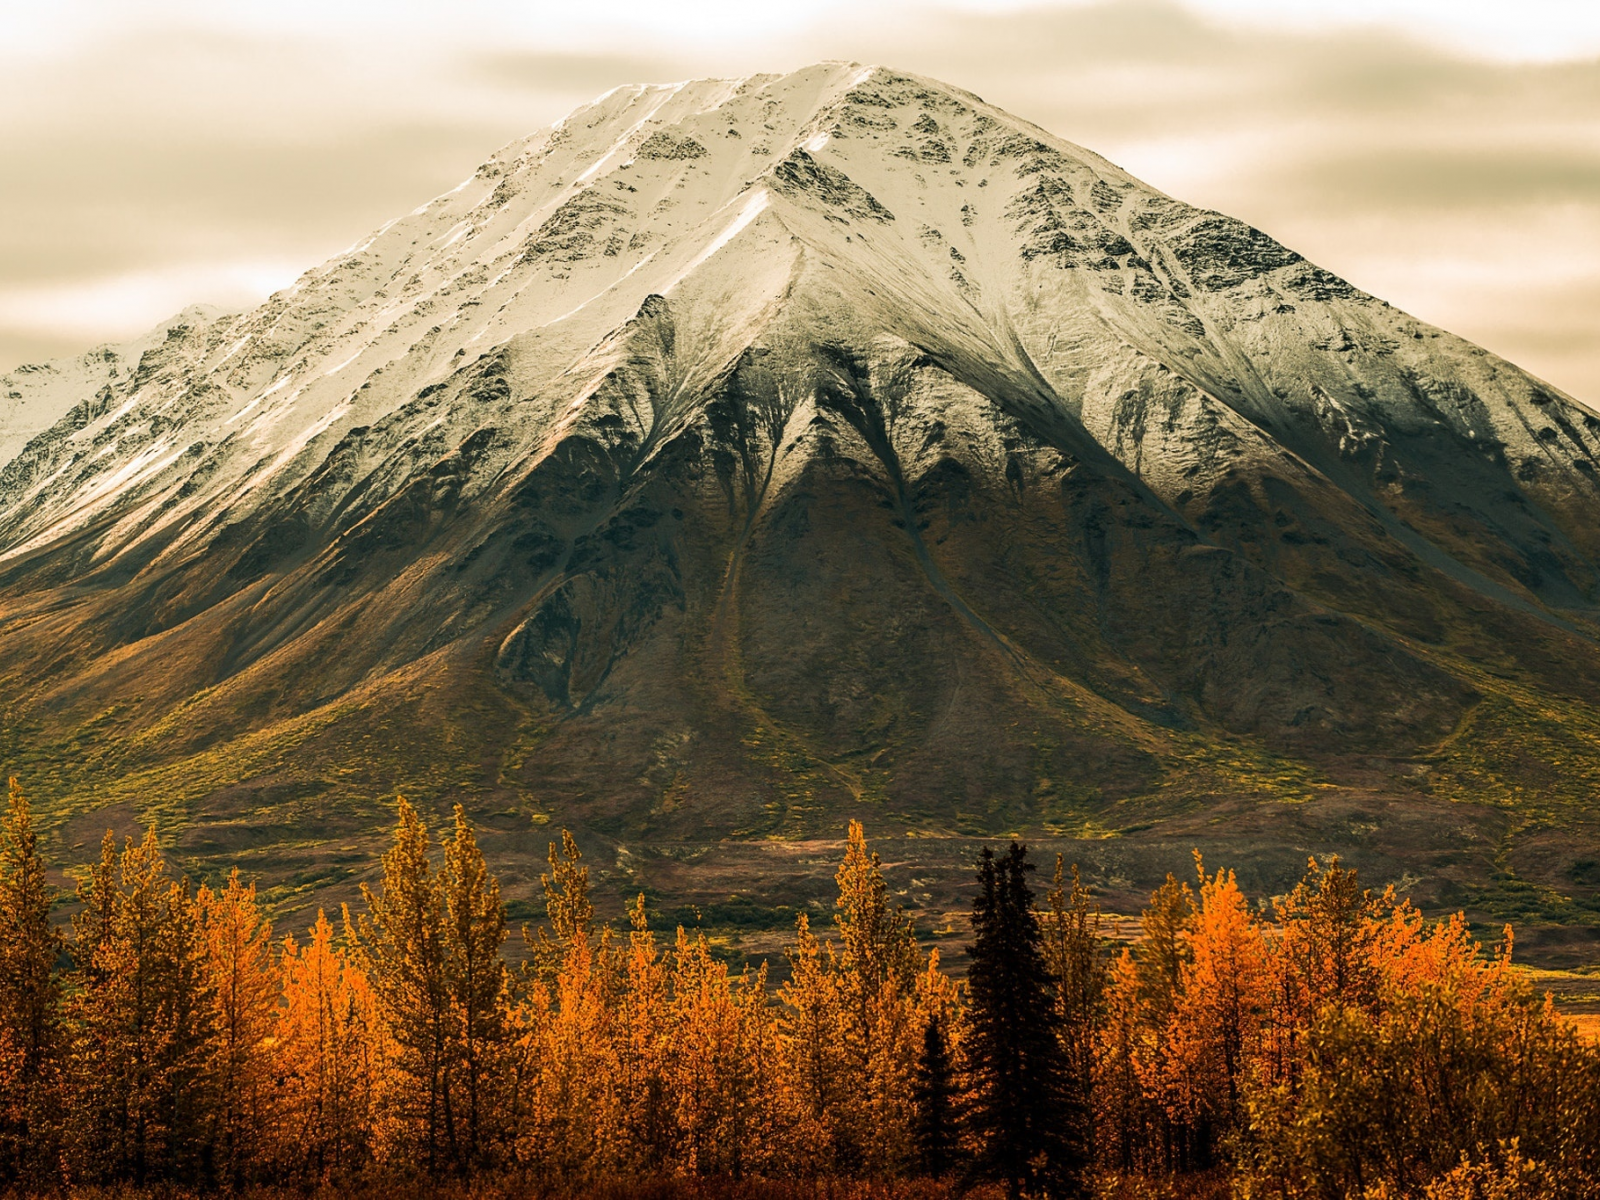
[5,66,1600,907]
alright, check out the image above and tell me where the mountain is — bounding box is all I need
[0,305,229,469]
[3,63,1599,960]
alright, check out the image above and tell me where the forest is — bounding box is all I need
[0,777,1595,1200]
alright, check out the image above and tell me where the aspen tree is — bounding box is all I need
[1131,871,1197,1173]
[666,928,741,1174]
[357,797,451,1173]
[1043,856,1104,1168]
[512,827,623,1178]
[1159,857,1269,1165]
[1135,872,1194,1019]
[528,829,592,987]
[67,828,218,1185]
[276,910,384,1179]
[834,820,918,1000]
[805,820,926,1174]
[0,779,63,1186]
[1237,885,1600,1198]
[440,804,512,1169]
[1095,949,1151,1176]
[777,911,850,1172]
[73,831,119,976]
[658,927,786,1178]
[197,869,276,1186]
[618,894,670,1170]
[1260,856,1391,1093]
[730,956,786,1175]
[1275,856,1387,1015]
[519,922,621,1179]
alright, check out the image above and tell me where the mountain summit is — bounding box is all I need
[4,64,1600,946]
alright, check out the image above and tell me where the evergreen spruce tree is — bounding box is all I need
[0,778,63,1187]
[911,1011,957,1178]
[965,842,1085,1199]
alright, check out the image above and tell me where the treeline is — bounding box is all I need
[0,778,1596,1199]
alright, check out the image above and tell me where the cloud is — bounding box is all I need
[470,50,691,94]
[790,1,1600,398]
[0,261,302,340]
[0,1,1595,402]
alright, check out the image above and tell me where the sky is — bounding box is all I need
[2,0,1598,401]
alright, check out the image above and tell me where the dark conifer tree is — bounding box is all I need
[912,1012,957,1178]
[965,842,1085,1199]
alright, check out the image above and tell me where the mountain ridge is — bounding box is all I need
[3,63,1599,962]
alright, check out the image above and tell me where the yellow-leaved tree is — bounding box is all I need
[0,779,63,1188]
[196,869,277,1186]
[275,909,386,1179]
[67,828,217,1185]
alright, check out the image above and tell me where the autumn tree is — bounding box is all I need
[527,829,593,988]
[275,909,386,1179]
[67,828,218,1185]
[0,778,63,1187]
[197,869,277,1185]
[358,797,453,1173]
[1275,856,1386,1015]
[778,820,929,1176]
[1043,857,1104,1169]
[517,902,623,1179]
[661,930,782,1176]
[966,842,1084,1199]
[1095,947,1151,1177]
[777,911,851,1172]
[834,820,923,1172]
[358,797,517,1174]
[1240,883,1600,1198]
[1134,872,1195,1023]
[511,825,622,1179]
[834,820,919,1001]
[1126,872,1197,1173]
[616,894,671,1170]
[441,807,513,1168]
[1157,856,1269,1166]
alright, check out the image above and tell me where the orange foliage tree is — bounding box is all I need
[0,780,62,1187]
[197,869,277,1185]
[275,908,386,1178]
[0,774,1595,1199]
[66,829,217,1185]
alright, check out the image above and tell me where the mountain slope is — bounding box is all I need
[0,305,228,470]
[3,64,1599,958]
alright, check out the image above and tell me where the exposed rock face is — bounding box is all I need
[3,64,1599,941]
